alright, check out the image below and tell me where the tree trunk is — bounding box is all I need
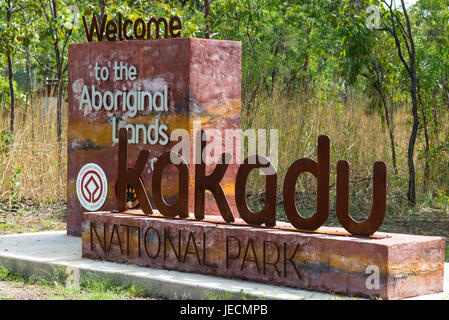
[418,91,430,192]
[100,0,106,18]
[205,0,210,39]
[407,80,418,205]
[376,83,398,175]
[6,0,15,133]
[24,54,31,124]
[385,0,418,205]
[57,76,63,166]
[7,52,15,134]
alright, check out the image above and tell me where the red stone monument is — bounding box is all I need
[68,38,241,236]
[82,211,444,300]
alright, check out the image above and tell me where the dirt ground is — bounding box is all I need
[0,281,52,300]
[0,279,157,300]
[0,198,66,235]
[0,197,447,299]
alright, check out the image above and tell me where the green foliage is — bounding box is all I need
[0,0,447,211]
[0,77,11,106]
[8,167,21,206]
[0,129,14,154]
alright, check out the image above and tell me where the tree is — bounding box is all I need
[1,0,23,133]
[30,0,78,166]
[337,1,400,175]
[377,0,420,205]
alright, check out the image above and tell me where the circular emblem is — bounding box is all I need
[76,163,108,211]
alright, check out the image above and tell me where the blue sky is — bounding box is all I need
[404,0,418,7]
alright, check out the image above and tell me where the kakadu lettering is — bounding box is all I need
[116,127,387,236]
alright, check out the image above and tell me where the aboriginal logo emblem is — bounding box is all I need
[76,163,108,211]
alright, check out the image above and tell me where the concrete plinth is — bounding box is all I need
[81,211,445,299]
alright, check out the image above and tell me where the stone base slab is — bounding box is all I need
[81,211,445,299]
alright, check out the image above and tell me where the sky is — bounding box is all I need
[404,0,418,7]
[382,0,418,9]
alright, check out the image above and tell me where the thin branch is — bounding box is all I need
[390,9,411,57]
[39,0,50,23]
[62,27,74,57]
[386,4,413,78]
[7,43,53,73]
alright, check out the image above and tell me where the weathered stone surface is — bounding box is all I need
[81,211,445,299]
[68,38,241,236]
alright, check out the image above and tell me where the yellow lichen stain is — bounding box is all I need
[69,114,191,148]
[221,181,235,196]
[189,116,212,128]
[68,121,112,147]
[146,176,180,198]
[387,260,444,275]
[202,100,241,117]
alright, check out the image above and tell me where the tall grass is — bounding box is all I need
[0,96,67,204]
[0,87,447,217]
[243,88,449,217]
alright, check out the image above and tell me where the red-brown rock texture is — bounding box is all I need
[82,211,445,300]
[68,38,241,236]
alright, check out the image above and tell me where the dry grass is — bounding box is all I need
[0,87,448,258]
[0,88,447,220]
[243,88,449,219]
[0,96,67,204]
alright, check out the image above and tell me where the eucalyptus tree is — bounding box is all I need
[412,0,449,192]
[336,0,401,175]
[371,0,420,205]
[25,0,84,166]
[0,0,25,133]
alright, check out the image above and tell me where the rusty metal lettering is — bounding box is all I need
[183,232,201,265]
[235,155,277,227]
[117,127,153,214]
[117,13,123,40]
[169,16,182,38]
[114,130,387,236]
[144,227,161,259]
[83,14,182,42]
[226,235,241,269]
[163,228,182,262]
[82,15,106,42]
[133,18,146,40]
[152,151,189,218]
[336,161,387,236]
[241,238,261,273]
[106,19,118,41]
[283,135,330,231]
[263,240,281,276]
[195,130,235,223]
[123,19,134,40]
[148,17,168,39]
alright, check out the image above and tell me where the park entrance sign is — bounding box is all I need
[69,14,445,300]
[68,36,241,236]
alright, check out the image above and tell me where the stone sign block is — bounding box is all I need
[68,38,241,236]
[82,211,445,299]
